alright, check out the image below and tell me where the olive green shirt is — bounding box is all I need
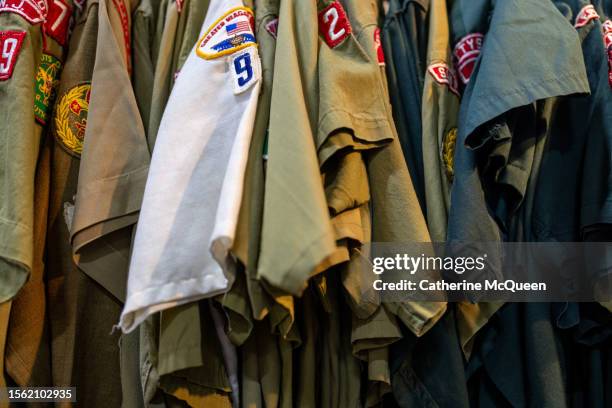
[257,0,338,296]
[5,2,69,389]
[0,12,44,302]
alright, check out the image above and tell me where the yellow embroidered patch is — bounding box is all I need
[34,53,62,125]
[196,6,257,60]
[443,127,457,182]
[54,83,91,157]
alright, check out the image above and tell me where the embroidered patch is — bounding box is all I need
[265,17,278,39]
[603,20,612,48]
[43,0,71,46]
[54,83,91,157]
[442,127,457,182]
[428,62,460,96]
[374,27,385,66]
[230,47,261,95]
[196,6,256,60]
[575,4,599,28]
[34,53,61,125]
[0,31,26,81]
[111,0,131,73]
[453,33,484,84]
[318,1,351,48]
[0,0,47,24]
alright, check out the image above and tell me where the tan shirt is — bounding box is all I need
[71,0,151,303]
[0,12,43,302]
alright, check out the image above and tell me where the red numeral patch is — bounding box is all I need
[575,4,599,28]
[44,0,72,46]
[318,2,351,48]
[453,33,484,84]
[0,31,26,81]
[428,62,460,96]
[0,0,47,24]
[374,27,385,66]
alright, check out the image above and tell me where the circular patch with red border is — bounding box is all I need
[54,83,91,157]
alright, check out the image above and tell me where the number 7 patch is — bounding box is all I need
[44,0,72,46]
[318,1,351,48]
[0,31,26,81]
[230,47,261,95]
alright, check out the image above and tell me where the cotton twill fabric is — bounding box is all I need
[421,0,459,243]
[3,8,62,388]
[0,13,43,302]
[45,3,125,406]
[447,0,591,349]
[71,0,150,303]
[257,0,337,296]
[120,0,262,333]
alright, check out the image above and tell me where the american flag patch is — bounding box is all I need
[226,21,251,35]
[197,7,256,60]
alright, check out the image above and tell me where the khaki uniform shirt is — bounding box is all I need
[0,7,44,302]
[5,1,71,389]
[45,2,125,406]
[71,0,150,304]
[257,0,338,296]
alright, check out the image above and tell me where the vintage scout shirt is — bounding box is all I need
[421,0,460,242]
[231,0,279,324]
[5,0,71,388]
[71,0,150,303]
[0,1,44,302]
[257,0,337,295]
[324,0,404,404]
[226,16,283,403]
[120,0,262,333]
[447,0,590,354]
[45,1,125,406]
[369,29,445,339]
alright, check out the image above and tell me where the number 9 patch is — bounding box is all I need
[230,47,261,95]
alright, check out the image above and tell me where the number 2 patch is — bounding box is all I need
[230,47,261,95]
[0,31,26,81]
[318,1,351,49]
